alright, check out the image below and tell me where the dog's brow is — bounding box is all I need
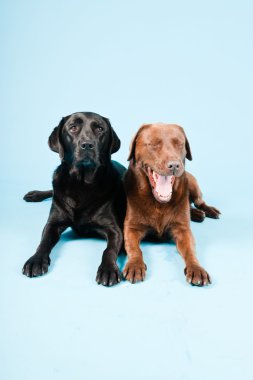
[91,120,104,127]
[74,117,83,124]
[172,137,184,144]
[147,138,162,145]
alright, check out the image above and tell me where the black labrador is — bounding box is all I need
[22,112,126,286]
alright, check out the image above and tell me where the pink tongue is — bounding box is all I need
[155,174,173,197]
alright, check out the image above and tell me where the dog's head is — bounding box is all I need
[128,123,192,203]
[48,112,120,172]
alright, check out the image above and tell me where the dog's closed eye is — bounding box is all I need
[172,138,184,147]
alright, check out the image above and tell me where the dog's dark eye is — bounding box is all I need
[69,125,79,133]
[95,125,103,132]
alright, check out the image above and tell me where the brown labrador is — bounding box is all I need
[123,123,220,286]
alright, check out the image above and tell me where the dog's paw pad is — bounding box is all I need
[190,208,206,223]
[96,264,121,286]
[22,255,50,278]
[123,261,147,284]
[184,265,211,287]
[203,205,221,219]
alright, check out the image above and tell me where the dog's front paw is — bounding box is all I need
[123,260,147,284]
[184,265,211,286]
[96,263,121,286]
[22,254,51,277]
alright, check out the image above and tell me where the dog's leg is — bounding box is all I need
[23,190,53,202]
[190,207,206,222]
[172,225,211,286]
[96,225,123,286]
[22,213,68,277]
[186,172,221,219]
[122,226,146,283]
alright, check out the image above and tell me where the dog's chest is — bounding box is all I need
[62,193,112,229]
[56,190,98,223]
[140,200,184,237]
[150,208,175,236]
[71,201,101,226]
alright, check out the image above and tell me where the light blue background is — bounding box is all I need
[1,1,253,379]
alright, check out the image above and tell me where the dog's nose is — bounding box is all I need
[80,141,95,150]
[168,161,181,173]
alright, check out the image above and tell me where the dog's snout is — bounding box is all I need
[80,141,95,150]
[168,161,180,169]
[168,161,181,174]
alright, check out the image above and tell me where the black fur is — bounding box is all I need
[23,112,126,286]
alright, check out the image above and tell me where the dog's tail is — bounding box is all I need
[23,190,53,202]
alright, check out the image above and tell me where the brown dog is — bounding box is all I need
[123,123,220,286]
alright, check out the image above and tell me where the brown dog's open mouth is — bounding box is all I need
[147,167,175,203]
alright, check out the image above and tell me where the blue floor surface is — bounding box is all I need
[1,182,253,380]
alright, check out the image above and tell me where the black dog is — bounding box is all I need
[23,112,126,286]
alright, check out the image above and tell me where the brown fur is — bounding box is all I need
[123,123,220,286]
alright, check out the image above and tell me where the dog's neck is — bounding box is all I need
[55,161,114,187]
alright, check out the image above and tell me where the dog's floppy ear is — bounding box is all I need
[127,132,138,161]
[185,135,192,161]
[128,125,149,162]
[180,126,192,161]
[103,118,121,154]
[48,117,67,159]
[111,127,121,154]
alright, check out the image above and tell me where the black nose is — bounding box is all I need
[80,141,95,150]
[168,161,180,173]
